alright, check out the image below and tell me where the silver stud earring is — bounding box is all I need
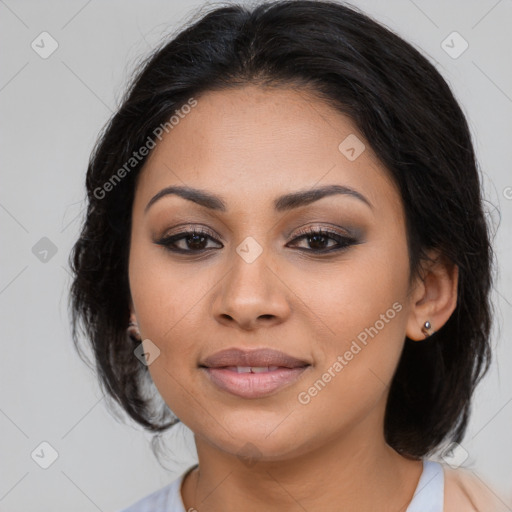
[127,321,141,342]
[421,320,434,338]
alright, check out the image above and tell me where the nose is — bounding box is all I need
[212,245,291,331]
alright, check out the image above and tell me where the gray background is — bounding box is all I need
[0,0,511,510]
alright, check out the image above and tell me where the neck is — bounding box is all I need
[181,410,423,512]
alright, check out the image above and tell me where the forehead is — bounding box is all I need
[135,85,401,218]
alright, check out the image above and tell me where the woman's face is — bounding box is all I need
[129,85,415,461]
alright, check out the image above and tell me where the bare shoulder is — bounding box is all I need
[443,465,510,512]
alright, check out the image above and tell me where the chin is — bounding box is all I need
[195,414,314,462]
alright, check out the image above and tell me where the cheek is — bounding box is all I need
[291,238,410,406]
[290,236,410,345]
[128,244,214,410]
[128,239,210,339]
[290,317,407,436]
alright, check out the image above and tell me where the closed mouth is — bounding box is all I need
[199,347,311,370]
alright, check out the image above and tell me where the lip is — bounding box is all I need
[200,348,310,368]
[199,348,311,399]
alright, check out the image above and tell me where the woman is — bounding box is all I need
[69,1,508,510]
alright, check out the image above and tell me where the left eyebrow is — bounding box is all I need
[144,184,373,214]
[274,184,373,211]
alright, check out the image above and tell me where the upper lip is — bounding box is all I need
[200,348,310,369]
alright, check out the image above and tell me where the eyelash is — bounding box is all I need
[155,226,358,255]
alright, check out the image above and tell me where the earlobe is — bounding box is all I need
[420,320,435,338]
[405,251,459,341]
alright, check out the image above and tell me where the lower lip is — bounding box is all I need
[202,366,309,399]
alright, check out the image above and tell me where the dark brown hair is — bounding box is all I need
[69,0,494,459]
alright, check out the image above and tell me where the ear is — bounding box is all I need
[406,250,459,341]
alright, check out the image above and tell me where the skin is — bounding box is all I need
[128,85,459,512]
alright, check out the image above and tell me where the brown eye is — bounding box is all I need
[288,228,358,253]
[155,228,222,253]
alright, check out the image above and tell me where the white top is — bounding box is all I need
[117,459,444,512]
